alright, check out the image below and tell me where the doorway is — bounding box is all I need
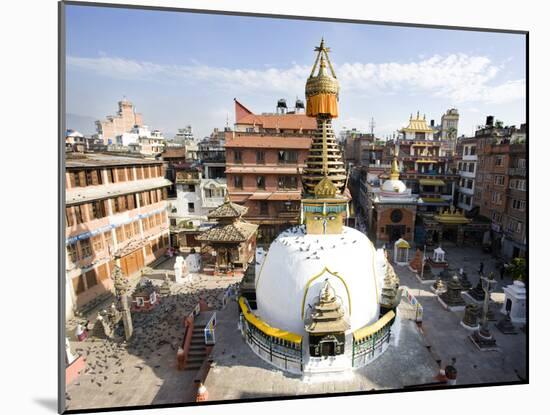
[319,338,337,357]
[387,225,405,243]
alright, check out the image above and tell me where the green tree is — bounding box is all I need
[509,257,527,282]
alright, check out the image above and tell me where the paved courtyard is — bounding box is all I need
[65,256,242,411]
[395,244,527,385]
[204,300,438,401]
[65,245,526,410]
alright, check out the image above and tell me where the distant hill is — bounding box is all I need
[66,113,97,135]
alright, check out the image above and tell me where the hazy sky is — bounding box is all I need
[65,4,526,139]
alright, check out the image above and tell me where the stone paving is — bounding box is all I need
[65,256,242,411]
[395,244,527,386]
[65,245,527,410]
[204,300,438,401]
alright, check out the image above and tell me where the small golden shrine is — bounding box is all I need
[434,206,472,225]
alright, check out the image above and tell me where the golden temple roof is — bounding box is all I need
[401,111,433,133]
[434,206,472,224]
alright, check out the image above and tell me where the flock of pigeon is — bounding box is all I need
[65,274,238,409]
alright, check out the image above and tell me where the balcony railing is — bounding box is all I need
[508,167,526,176]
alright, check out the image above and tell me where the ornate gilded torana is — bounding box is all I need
[302,39,348,235]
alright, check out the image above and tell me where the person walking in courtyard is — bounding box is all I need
[500,263,506,280]
[479,261,484,275]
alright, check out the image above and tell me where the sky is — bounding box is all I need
[65,4,527,140]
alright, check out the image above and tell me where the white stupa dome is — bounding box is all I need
[255,225,386,335]
[381,178,407,193]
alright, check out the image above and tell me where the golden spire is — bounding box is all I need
[390,156,400,180]
[390,144,400,180]
[305,38,339,118]
[302,39,346,195]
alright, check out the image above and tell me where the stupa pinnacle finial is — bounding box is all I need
[390,143,400,180]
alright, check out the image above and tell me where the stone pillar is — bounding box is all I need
[121,294,133,341]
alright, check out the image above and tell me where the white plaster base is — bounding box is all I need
[460,321,479,331]
[437,296,465,312]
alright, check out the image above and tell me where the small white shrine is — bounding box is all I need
[187,252,201,273]
[393,238,411,265]
[501,280,526,323]
[433,246,446,263]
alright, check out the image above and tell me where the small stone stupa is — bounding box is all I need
[305,280,350,357]
[438,275,466,311]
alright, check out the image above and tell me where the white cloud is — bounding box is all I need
[67,53,525,105]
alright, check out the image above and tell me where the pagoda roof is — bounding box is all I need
[305,317,350,334]
[196,221,258,243]
[400,112,434,133]
[207,198,248,219]
[434,206,472,224]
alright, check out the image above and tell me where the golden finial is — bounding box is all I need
[390,156,400,180]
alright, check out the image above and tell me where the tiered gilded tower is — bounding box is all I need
[301,39,349,235]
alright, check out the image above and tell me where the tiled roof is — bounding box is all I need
[237,113,317,130]
[207,200,248,219]
[66,153,162,168]
[225,166,303,174]
[225,136,312,149]
[161,148,186,158]
[197,221,258,242]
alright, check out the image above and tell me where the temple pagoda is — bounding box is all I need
[197,195,258,274]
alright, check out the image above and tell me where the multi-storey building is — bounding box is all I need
[127,128,166,157]
[198,129,226,180]
[168,164,228,250]
[456,137,477,212]
[65,153,171,319]
[341,129,384,168]
[160,148,187,197]
[95,98,143,144]
[502,141,527,258]
[473,118,526,258]
[225,99,317,242]
[388,112,458,212]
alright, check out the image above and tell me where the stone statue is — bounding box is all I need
[187,250,201,273]
[174,256,189,284]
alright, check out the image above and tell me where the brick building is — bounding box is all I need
[225,99,317,242]
[473,118,526,258]
[95,98,144,144]
[65,153,171,319]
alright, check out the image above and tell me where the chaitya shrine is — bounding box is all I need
[238,39,401,376]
